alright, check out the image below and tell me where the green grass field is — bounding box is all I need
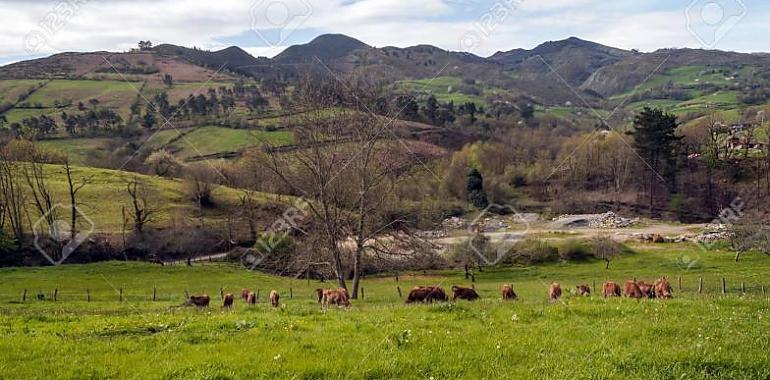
[36,137,116,165]
[0,79,45,105]
[1,243,769,379]
[146,126,294,159]
[7,163,274,233]
[24,79,141,110]
[610,65,743,101]
[396,76,491,106]
[627,91,740,117]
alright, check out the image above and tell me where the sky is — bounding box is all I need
[1,0,767,66]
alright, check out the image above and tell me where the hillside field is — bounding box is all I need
[1,243,769,379]
[4,164,276,233]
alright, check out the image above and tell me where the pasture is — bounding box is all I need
[1,243,769,379]
[2,163,276,233]
[144,126,294,160]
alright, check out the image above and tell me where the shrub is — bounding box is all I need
[506,239,558,264]
[558,239,591,261]
[144,149,183,177]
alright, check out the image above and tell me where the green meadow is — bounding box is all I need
[145,126,294,159]
[2,163,274,233]
[1,243,769,379]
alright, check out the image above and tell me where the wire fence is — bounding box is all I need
[1,274,768,305]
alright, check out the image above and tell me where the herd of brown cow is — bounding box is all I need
[186,277,673,308]
[186,288,282,309]
[407,277,673,304]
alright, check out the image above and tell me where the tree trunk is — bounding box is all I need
[351,246,363,299]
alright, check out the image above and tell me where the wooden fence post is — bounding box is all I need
[722,278,727,295]
[698,277,703,294]
[289,288,293,299]
[153,287,157,302]
[22,289,27,302]
[361,287,365,300]
[397,286,402,298]
[678,276,682,291]
[395,272,399,282]
[593,280,596,292]
[87,289,91,302]
[741,282,746,294]
[54,288,58,302]
[119,288,123,302]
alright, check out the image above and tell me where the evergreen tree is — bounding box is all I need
[466,168,488,209]
[629,107,682,214]
[422,95,439,125]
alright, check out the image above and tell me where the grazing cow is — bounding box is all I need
[405,286,448,304]
[576,284,591,296]
[624,280,643,299]
[246,291,257,305]
[187,295,210,308]
[241,288,251,302]
[451,286,480,301]
[501,284,518,301]
[637,281,654,298]
[603,281,621,298]
[316,288,350,308]
[223,293,234,309]
[269,290,280,308]
[548,283,562,301]
[653,277,673,299]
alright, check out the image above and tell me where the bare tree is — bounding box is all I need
[63,158,93,242]
[259,74,414,297]
[729,217,769,261]
[0,152,25,242]
[22,159,57,231]
[125,176,160,233]
[238,190,261,243]
[591,235,622,269]
[184,165,218,209]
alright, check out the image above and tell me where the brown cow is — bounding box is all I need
[241,288,251,302]
[602,281,621,298]
[317,288,350,308]
[637,281,654,298]
[223,293,234,308]
[451,286,480,301]
[187,294,210,308]
[405,286,448,304]
[576,284,591,296]
[501,284,518,301]
[269,290,280,308]
[246,291,257,305]
[548,283,562,301]
[624,280,643,299]
[653,277,673,299]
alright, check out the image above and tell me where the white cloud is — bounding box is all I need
[0,0,764,64]
[243,45,287,58]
